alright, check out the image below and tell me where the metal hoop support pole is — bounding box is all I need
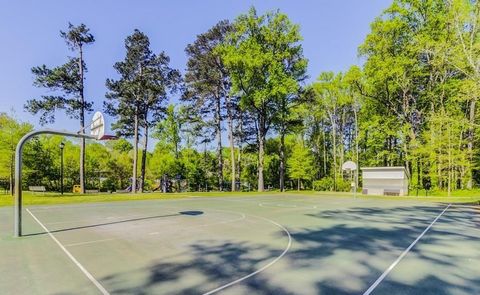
[14,129,96,237]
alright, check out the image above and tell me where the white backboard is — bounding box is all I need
[90,111,105,140]
[342,161,357,171]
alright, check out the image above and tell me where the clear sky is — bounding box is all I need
[0,0,390,133]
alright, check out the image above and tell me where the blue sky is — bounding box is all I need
[0,0,390,134]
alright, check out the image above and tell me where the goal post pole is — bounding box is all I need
[14,129,96,237]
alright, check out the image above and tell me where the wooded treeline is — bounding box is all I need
[2,1,480,195]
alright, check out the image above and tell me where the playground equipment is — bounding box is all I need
[72,185,81,193]
[14,112,115,237]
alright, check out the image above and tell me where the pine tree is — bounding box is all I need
[25,23,94,194]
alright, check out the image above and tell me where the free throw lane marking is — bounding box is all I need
[65,238,115,247]
[27,209,110,295]
[362,204,451,295]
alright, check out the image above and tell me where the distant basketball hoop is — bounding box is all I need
[342,161,358,198]
[342,161,357,171]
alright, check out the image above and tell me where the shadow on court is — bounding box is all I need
[24,210,204,237]
[1,197,479,294]
[100,240,295,295]
[97,204,479,294]
[293,205,480,294]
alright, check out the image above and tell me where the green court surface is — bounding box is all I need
[0,194,479,294]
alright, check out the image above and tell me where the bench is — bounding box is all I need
[86,189,99,194]
[29,186,46,195]
[383,189,401,196]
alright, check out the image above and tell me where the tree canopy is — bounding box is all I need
[5,2,480,195]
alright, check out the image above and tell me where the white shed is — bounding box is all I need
[361,167,409,196]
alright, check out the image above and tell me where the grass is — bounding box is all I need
[0,190,279,207]
[1,189,479,207]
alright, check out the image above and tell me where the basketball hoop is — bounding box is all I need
[342,161,357,171]
[13,110,118,237]
[342,161,358,199]
[89,111,117,140]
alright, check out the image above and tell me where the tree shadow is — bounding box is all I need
[25,211,203,236]
[291,205,480,294]
[100,240,294,294]
[51,204,479,294]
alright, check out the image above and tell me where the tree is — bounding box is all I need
[154,104,184,159]
[105,30,180,192]
[25,23,95,194]
[184,20,233,191]
[221,7,306,191]
[357,0,472,192]
[288,137,315,190]
[269,24,308,192]
[313,73,342,190]
[105,30,148,193]
[275,86,309,192]
[138,46,181,192]
[449,0,480,188]
[0,113,33,194]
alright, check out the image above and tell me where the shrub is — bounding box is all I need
[313,177,351,192]
[313,177,334,191]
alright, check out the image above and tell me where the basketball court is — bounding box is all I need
[0,194,478,294]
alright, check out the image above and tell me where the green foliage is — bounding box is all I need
[183,20,234,191]
[105,29,181,192]
[220,7,307,191]
[313,177,350,192]
[154,104,184,158]
[0,113,33,183]
[287,138,315,189]
[25,23,94,124]
[313,178,334,191]
[105,29,181,137]
[8,3,480,196]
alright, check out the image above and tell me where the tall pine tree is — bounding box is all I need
[26,23,94,194]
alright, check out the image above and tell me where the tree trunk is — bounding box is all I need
[215,97,223,191]
[237,113,243,190]
[132,108,139,194]
[297,178,300,191]
[467,98,476,189]
[330,115,337,191]
[322,124,327,177]
[78,45,86,194]
[257,114,265,192]
[353,107,359,188]
[279,130,286,192]
[140,124,148,193]
[226,96,236,191]
[448,122,452,197]
[340,110,345,178]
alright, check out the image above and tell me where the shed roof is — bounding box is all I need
[361,166,410,179]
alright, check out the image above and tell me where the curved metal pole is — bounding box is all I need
[14,129,96,237]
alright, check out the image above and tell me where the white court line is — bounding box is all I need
[202,215,292,295]
[362,204,451,295]
[65,238,115,247]
[43,213,150,225]
[26,209,110,295]
[258,202,317,210]
[149,212,246,235]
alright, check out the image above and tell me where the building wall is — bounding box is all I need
[363,170,406,180]
[362,168,409,196]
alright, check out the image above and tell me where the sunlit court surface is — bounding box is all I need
[1,194,478,295]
